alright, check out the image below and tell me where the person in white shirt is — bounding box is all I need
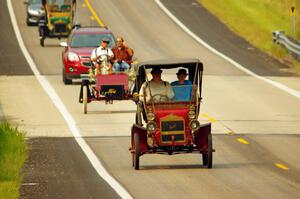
[91,38,114,74]
[139,68,174,102]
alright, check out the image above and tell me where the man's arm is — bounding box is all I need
[90,48,97,62]
[166,82,175,100]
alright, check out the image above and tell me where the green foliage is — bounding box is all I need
[0,122,27,199]
[199,0,300,58]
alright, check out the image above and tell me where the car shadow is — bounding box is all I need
[140,163,248,170]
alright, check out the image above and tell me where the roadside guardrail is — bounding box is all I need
[272,30,300,60]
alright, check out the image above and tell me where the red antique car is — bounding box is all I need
[130,59,214,170]
[79,71,133,113]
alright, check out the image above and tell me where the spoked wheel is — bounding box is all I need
[132,133,140,170]
[202,133,213,168]
[83,85,88,114]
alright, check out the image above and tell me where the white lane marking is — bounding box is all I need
[155,0,300,99]
[6,0,133,198]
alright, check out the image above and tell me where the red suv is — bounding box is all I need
[60,26,115,84]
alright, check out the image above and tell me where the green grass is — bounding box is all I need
[198,0,300,70]
[0,122,27,199]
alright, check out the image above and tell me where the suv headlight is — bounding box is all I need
[147,112,155,121]
[147,122,157,133]
[189,120,200,131]
[68,52,79,62]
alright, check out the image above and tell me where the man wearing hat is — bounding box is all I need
[171,68,193,101]
[91,37,114,74]
[139,68,174,102]
[171,68,192,86]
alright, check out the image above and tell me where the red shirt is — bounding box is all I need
[112,47,133,64]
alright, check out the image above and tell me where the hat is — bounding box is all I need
[151,68,162,74]
[176,68,188,75]
[102,37,110,43]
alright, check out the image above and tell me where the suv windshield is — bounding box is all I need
[29,0,42,4]
[71,33,115,48]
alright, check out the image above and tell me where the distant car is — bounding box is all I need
[60,26,116,84]
[24,0,45,26]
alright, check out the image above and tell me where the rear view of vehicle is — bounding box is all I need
[131,59,214,170]
[61,26,115,84]
[24,0,45,25]
[38,0,76,46]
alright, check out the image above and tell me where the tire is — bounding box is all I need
[135,113,142,125]
[62,69,72,85]
[133,133,140,170]
[202,133,213,168]
[40,37,45,47]
[83,85,88,114]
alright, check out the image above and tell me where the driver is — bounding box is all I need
[139,68,174,102]
[91,38,114,75]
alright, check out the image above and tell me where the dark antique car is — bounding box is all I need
[38,0,76,46]
[130,59,214,170]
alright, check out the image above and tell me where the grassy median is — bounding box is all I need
[198,0,300,69]
[0,122,27,199]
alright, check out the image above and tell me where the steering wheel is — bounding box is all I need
[151,94,170,102]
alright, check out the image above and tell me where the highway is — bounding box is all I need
[0,0,299,198]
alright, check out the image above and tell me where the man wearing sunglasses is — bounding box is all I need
[91,38,114,74]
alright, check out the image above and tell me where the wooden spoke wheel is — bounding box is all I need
[132,133,140,170]
[83,86,88,114]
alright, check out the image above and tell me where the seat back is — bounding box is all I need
[172,85,193,101]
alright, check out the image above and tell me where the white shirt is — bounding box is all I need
[91,47,114,60]
[139,80,174,102]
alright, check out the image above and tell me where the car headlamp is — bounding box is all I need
[147,112,155,121]
[146,122,157,133]
[68,52,79,62]
[28,9,39,15]
[188,111,196,119]
[189,120,200,131]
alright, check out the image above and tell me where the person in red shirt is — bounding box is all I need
[112,36,134,72]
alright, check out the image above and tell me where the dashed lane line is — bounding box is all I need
[237,138,250,145]
[275,163,289,170]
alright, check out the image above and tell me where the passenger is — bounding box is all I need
[91,38,114,75]
[171,69,193,101]
[112,36,134,72]
[139,68,174,102]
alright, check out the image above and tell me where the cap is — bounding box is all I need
[151,68,162,74]
[102,37,110,43]
[176,68,188,75]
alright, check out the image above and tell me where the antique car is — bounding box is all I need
[130,59,214,170]
[38,0,76,46]
[60,26,116,84]
[79,59,137,113]
[24,0,45,26]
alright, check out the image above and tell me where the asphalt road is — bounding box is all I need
[1,0,300,198]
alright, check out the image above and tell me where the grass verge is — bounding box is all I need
[0,122,27,199]
[198,0,300,71]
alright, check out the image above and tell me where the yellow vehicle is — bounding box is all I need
[38,0,76,46]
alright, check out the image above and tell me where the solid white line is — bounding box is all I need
[155,0,300,99]
[6,0,132,198]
